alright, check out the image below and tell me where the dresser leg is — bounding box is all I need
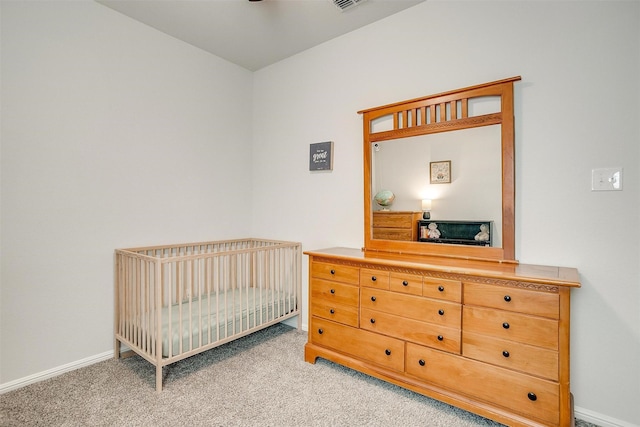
[304,343,319,364]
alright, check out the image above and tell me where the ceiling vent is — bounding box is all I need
[330,0,368,12]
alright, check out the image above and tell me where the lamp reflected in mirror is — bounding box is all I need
[421,199,432,220]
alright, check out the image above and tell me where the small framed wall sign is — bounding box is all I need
[430,160,451,184]
[309,141,334,171]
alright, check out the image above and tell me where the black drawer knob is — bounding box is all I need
[438,286,444,292]
[502,350,510,358]
[385,349,391,356]
[330,269,335,275]
[371,296,376,302]
[527,392,537,401]
[504,295,512,302]
[330,289,335,294]
[419,359,426,366]
[438,309,445,316]
[318,328,324,334]
[370,318,376,324]
[402,280,409,286]
[371,276,377,281]
[329,309,335,314]
[502,322,510,329]
[437,335,443,341]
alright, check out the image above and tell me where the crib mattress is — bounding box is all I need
[160,287,295,357]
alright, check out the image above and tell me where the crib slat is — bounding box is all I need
[136,259,142,351]
[231,254,237,335]
[178,259,184,356]
[187,258,193,352]
[167,262,174,358]
[145,260,151,355]
[196,258,202,349]
[206,256,212,344]
[243,252,250,331]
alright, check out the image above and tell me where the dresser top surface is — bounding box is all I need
[304,247,580,288]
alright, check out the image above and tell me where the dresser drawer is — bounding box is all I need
[463,332,558,381]
[406,343,560,425]
[311,278,359,307]
[463,306,559,350]
[464,282,559,319]
[311,262,360,285]
[423,277,462,303]
[361,308,460,353]
[361,287,461,328]
[372,212,416,228]
[360,268,390,290]
[310,317,404,372]
[389,272,423,296]
[372,228,414,241]
[311,300,359,327]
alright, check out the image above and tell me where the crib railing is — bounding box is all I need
[114,239,301,391]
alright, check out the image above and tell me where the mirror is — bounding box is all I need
[371,125,503,248]
[359,77,520,262]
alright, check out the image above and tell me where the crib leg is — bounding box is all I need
[114,338,121,359]
[156,365,163,392]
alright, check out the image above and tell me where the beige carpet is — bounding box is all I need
[1,324,597,426]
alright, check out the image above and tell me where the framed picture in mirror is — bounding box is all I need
[430,160,451,184]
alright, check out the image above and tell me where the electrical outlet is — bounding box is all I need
[591,167,623,191]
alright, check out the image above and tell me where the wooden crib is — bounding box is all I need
[114,238,302,391]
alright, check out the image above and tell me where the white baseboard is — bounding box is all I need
[575,406,639,427]
[281,316,308,332]
[0,350,113,394]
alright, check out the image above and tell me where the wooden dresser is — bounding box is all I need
[306,78,581,426]
[305,247,580,427]
[372,211,422,241]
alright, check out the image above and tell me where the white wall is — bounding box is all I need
[1,1,638,426]
[1,1,253,382]
[252,1,639,426]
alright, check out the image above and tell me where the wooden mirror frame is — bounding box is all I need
[359,77,521,262]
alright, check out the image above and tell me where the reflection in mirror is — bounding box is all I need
[370,125,502,247]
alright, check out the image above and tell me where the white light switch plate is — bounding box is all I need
[591,167,623,191]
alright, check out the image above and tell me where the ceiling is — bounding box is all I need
[96,0,425,71]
